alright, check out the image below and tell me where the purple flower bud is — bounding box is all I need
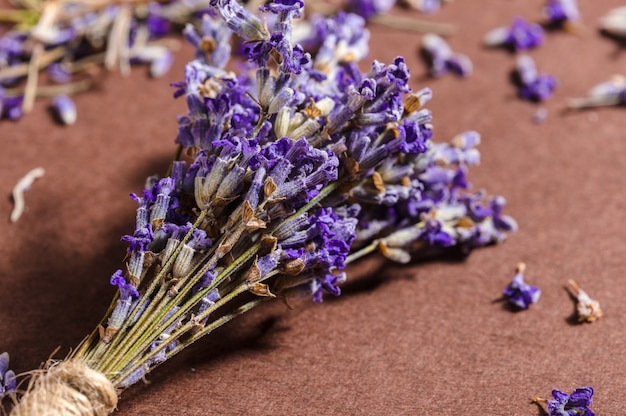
[420,218,455,247]
[405,0,441,14]
[47,63,71,83]
[0,92,23,121]
[146,4,170,37]
[422,33,472,77]
[547,387,594,416]
[50,95,77,125]
[110,270,140,301]
[515,55,557,102]
[543,0,581,27]
[0,353,8,377]
[346,0,394,20]
[503,263,540,309]
[259,0,304,15]
[484,17,544,51]
[210,0,270,41]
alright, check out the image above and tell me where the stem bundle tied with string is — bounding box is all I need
[7,0,516,413]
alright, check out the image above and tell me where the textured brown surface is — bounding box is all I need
[2,0,626,414]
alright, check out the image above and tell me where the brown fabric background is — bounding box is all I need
[2,0,626,414]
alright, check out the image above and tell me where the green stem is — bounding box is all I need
[345,241,379,265]
[109,281,252,384]
[93,210,208,366]
[98,178,342,379]
[112,298,264,388]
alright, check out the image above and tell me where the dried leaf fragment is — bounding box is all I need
[10,167,45,223]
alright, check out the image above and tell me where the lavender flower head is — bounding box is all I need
[547,387,595,416]
[484,17,544,51]
[503,263,540,309]
[514,54,557,102]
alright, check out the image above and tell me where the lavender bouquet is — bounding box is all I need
[7,0,515,414]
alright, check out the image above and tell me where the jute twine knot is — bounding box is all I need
[11,361,118,416]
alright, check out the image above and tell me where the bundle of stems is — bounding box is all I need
[7,0,514,414]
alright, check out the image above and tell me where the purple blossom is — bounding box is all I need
[484,17,544,51]
[146,4,171,37]
[110,270,140,301]
[514,55,557,102]
[503,263,540,309]
[311,272,347,303]
[547,387,595,416]
[421,33,472,77]
[259,0,304,15]
[406,0,441,14]
[51,95,77,125]
[543,0,581,28]
[346,0,394,20]
[210,0,270,41]
[0,352,16,397]
[0,88,23,121]
[419,218,456,247]
[47,63,71,83]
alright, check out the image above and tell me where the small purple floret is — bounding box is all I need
[544,0,581,27]
[547,387,595,416]
[515,55,557,102]
[503,263,540,309]
[485,17,544,51]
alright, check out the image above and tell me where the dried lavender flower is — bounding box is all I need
[346,0,395,20]
[567,280,602,323]
[421,33,472,77]
[0,352,16,398]
[50,95,77,125]
[533,386,595,416]
[599,6,626,38]
[400,0,443,14]
[514,54,557,102]
[9,2,515,412]
[543,0,581,30]
[567,74,626,109]
[503,263,541,309]
[484,17,544,51]
[10,167,45,223]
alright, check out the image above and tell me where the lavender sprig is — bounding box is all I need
[0,352,16,399]
[10,1,514,412]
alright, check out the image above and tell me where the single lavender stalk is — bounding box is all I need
[9,1,514,414]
